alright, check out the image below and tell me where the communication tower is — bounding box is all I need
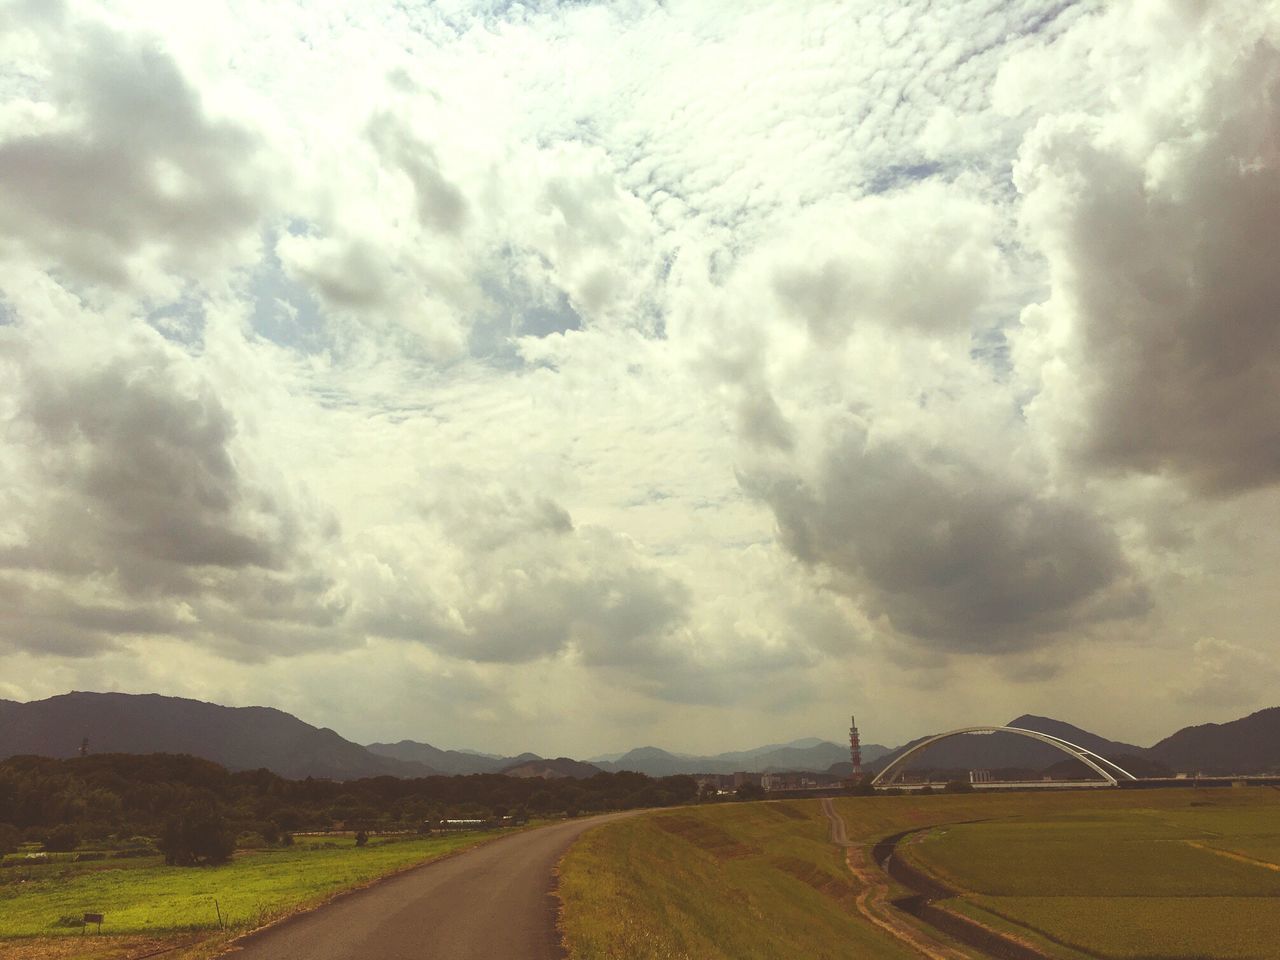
[849,715,862,778]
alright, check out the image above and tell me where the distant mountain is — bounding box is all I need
[0,692,437,781]
[365,740,523,775]
[10,691,1274,784]
[866,715,1147,778]
[500,757,601,779]
[594,740,891,776]
[586,751,627,763]
[1149,707,1280,775]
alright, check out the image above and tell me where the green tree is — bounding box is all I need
[42,824,79,852]
[159,805,235,866]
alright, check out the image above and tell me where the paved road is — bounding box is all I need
[227,812,639,960]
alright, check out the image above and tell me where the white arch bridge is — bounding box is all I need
[869,726,1138,787]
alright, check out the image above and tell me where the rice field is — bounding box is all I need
[902,787,1280,959]
[562,787,1280,960]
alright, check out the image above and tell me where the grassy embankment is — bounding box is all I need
[560,788,1280,960]
[560,798,923,960]
[900,788,1280,960]
[0,831,493,960]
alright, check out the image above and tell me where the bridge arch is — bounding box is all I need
[870,726,1138,787]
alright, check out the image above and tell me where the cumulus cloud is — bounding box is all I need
[355,485,692,669]
[769,183,1003,340]
[0,3,268,290]
[1014,4,1280,494]
[0,327,343,659]
[2,0,1278,755]
[744,423,1147,652]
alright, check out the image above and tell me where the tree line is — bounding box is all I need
[0,752,699,861]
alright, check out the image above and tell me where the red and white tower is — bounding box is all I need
[849,715,862,779]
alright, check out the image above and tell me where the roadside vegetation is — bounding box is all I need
[0,831,488,937]
[560,787,1280,960]
[0,753,697,849]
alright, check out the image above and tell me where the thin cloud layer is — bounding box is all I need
[1,0,1277,753]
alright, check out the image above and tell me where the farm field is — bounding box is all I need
[0,832,494,960]
[898,787,1280,959]
[561,787,1280,960]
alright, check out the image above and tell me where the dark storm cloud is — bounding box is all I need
[0,6,264,284]
[1019,39,1280,495]
[744,425,1147,651]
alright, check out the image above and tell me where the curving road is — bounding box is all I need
[226,812,639,960]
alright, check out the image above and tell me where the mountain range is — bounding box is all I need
[2,692,1277,781]
[865,714,1161,779]
[0,692,434,781]
[588,740,892,777]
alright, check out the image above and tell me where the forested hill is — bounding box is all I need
[0,692,437,781]
[1148,707,1280,776]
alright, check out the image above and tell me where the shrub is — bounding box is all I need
[0,823,20,855]
[943,780,974,794]
[354,830,368,847]
[42,824,80,852]
[158,806,235,866]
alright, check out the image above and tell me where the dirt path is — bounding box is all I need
[1186,840,1280,872]
[222,811,639,960]
[820,798,972,960]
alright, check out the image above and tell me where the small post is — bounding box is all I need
[214,899,223,929]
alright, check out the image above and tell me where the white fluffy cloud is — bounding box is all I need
[1,0,1277,753]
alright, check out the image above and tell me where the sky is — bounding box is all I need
[1,0,1278,758]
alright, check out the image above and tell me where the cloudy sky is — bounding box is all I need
[1,0,1277,757]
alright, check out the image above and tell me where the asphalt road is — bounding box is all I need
[226,812,639,960]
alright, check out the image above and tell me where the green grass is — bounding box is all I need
[902,788,1280,959]
[562,788,1280,960]
[559,801,920,960]
[0,833,489,938]
[905,821,1280,896]
[967,896,1280,960]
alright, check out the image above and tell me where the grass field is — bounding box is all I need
[0,832,494,958]
[561,788,1280,960]
[898,788,1280,959]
